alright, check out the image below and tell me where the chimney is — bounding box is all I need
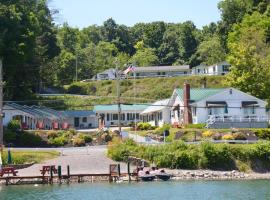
[183,83,193,125]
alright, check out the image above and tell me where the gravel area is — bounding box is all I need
[17,146,134,176]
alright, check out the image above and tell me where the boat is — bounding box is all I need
[155,173,171,181]
[139,174,156,182]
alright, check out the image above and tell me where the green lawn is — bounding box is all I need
[1,150,60,165]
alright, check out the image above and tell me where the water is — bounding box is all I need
[1,180,270,200]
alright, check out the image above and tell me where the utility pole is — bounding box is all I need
[75,54,78,82]
[116,62,121,133]
[0,59,3,151]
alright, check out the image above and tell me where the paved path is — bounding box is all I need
[16,146,133,176]
[128,133,160,144]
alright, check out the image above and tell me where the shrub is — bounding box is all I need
[255,129,270,140]
[137,122,154,131]
[222,134,234,140]
[48,137,68,147]
[101,134,112,142]
[184,123,206,129]
[73,137,86,147]
[47,131,59,139]
[4,129,17,144]
[17,131,45,147]
[7,120,21,131]
[202,130,215,138]
[155,124,171,135]
[212,133,222,140]
[233,132,247,140]
[79,134,92,143]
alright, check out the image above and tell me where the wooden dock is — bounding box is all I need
[0,164,138,186]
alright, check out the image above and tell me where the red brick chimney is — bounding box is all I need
[183,83,193,125]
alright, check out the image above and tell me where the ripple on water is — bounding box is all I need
[1,180,270,200]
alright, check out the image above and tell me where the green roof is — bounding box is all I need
[93,104,148,112]
[175,88,226,102]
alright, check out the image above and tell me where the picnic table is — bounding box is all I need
[0,167,18,177]
[40,165,58,176]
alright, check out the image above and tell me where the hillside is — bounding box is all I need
[40,75,227,110]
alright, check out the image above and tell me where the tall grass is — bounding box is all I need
[108,139,270,172]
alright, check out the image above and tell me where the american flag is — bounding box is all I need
[123,65,135,75]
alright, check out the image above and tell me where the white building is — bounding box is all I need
[3,103,66,130]
[93,104,148,127]
[192,61,231,76]
[62,110,97,129]
[140,99,170,127]
[95,68,116,80]
[131,65,191,78]
[170,84,268,128]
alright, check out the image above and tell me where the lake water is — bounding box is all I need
[1,180,270,200]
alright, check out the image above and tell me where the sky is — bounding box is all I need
[50,0,221,29]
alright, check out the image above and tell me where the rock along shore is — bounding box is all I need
[167,169,270,180]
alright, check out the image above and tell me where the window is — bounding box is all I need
[192,107,196,116]
[208,107,225,115]
[243,107,255,115]
[82,117,87,123]
[222,65,230,72]
[107,114,110,121]
[159,112,163,120]
[136,113,139,120]
[112,114,118,120]
[121,114,125,120]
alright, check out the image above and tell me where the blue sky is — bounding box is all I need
[50,0,221,29]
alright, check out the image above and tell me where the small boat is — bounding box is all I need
[139,174,156,182]
[156,173,171,181]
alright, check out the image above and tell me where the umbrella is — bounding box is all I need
[7,149,12,165]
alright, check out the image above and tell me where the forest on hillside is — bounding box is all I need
[0,0,270,101]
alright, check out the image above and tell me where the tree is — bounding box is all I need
[129,41,158,66]
[226,12,270,99]
[177,21,199,65]
[196,36,226,65]
[0,0,59,100]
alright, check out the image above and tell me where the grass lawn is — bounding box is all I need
[1,150,60,165]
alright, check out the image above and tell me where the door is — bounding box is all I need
[74,117,80,128]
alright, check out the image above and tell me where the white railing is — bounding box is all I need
[207,115,269,123]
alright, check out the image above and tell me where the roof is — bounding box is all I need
[4,103,64,120]
[141,99,170,115]
[63,110,95,117]
[175,88,226,102]
[93,104,148,112]
[135,65,190,73]
[98,68,115,75]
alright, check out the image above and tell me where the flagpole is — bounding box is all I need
[134,69,136,136]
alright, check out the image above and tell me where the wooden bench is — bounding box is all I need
[40,165,57,176]
[0,167,18,177]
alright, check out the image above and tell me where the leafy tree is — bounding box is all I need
[196,36,226,65]
[129,41,158,66]
[177,21,199,65]
[226,12,270,99]
[0,0,59,100]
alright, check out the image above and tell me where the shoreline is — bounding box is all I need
[167,169,270,181]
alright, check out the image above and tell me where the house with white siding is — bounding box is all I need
[192,61,231,76]
[62,110,97,129]
[140,99,170,127]
[3,103,67,130]
[93,104,148,127]
[170,84,268,128]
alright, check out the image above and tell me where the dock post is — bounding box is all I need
[58,166,62,184]
[127,162,131,182]
[117,164,121,178]
[67,165,70,184]
[50,166,53,184]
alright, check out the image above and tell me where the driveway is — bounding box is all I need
[16,146,133,176]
